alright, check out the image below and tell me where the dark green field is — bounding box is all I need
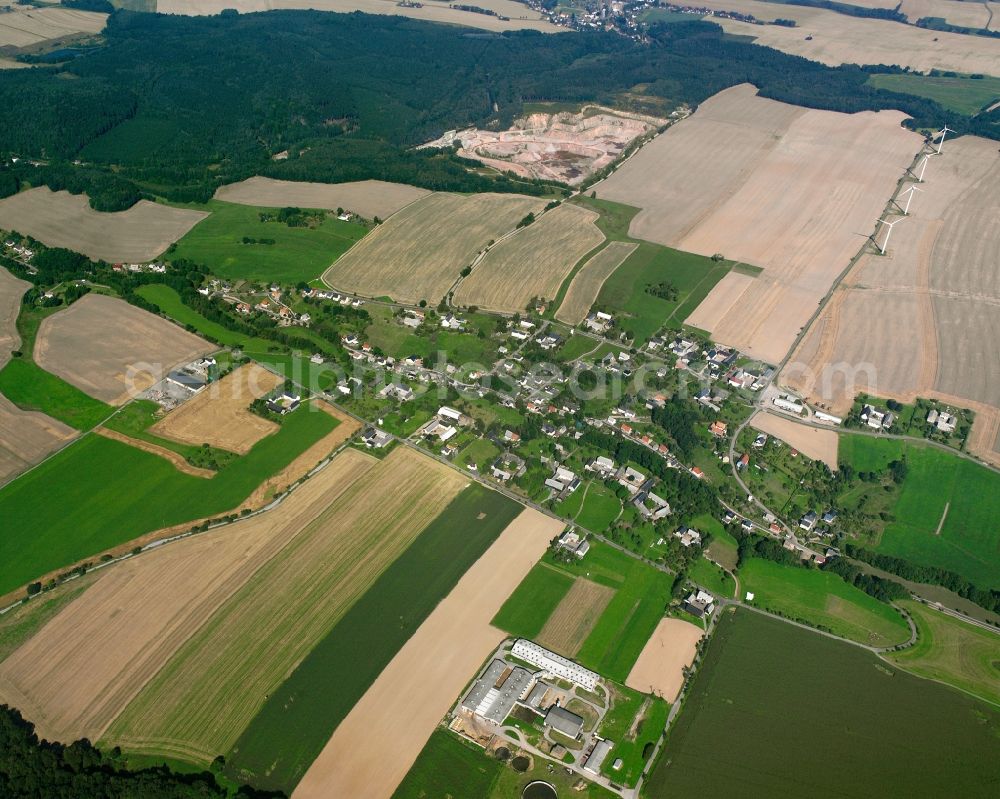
[839,437,1000,589]
[392,729,502,799]
[169,200,367,282]
[492,562,574,639]
[867,73,1000,116]
[0,358,112,430]
[224,483,522,794]
[0,405,336,596]
[646,608,1000,798]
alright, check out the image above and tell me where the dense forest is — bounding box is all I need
[0,705,281,798]
[0,10,995,210]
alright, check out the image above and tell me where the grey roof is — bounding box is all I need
[167,371,206,390]
[585,739,614,774]
[461,660,534,724]
[544,705,584,738]
[525,682,549,709]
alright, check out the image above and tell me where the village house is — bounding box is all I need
[617,466,646,494]
[683,589,715,618]
[674,526,702,547]
[586,455,616,477]
[545,465,580,494]
[635,491,671,520]
[557,530,590,558]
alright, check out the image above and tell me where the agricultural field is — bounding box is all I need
[224,483,525,794]
[749,411,839,471]
[0,266,26,369]
[453,203,604,313]
[151,363,280,454]
[0,448,378,744]
[888,600,1000,706]
[167,199,367,283]
[0,188,207,263]
[839,436,1000,590]
[784,137,1000,467]
[867,73,1000,115]
[646,608,1000,798]
[0,399,346,598]
[134,284,275,352]
[34,294,213,405]
[599,84,920,363]
[687,0,1000,76]
[688,556,736,598]
[293,507,561,799]
[625,617,703,702]
[213,176,430,220]
[494,541,673,682]
[555,241,637,326]
[536,577,615,657]
[739,558,911,646]
[0,357,113,431]
[105,446,467,766]
[0,5,106,49]
[596,682,669,787]
[322,192,545,304]
[154,0,558,32]
[0,393,77,487]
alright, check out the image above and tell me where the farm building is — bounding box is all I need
[772,396,804,415]
[683,589,715,618]
[461,659,536,725]
[584,739,614,774]
[557,530,590,558]
[511,640,600,691]
[544,706,585,739]
[166,371,206,393]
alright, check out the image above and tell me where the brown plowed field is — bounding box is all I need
[0,188,207,263]
[34,294,213,405]
[104,446,467,763]
[625,617,703,702]
[323,192,545,304]
[291,507,564,799]
[537,577,614,656]
[151,363,280,454]
[0,394,76,486]
[214,177,430,220]
[0,448,379,744]
[601,84,920,364]
[782,136,1000,464]
[555,241,638,325]
[453,203,605,313]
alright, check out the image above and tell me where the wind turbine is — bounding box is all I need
[916,151,937,182]
[874,217,905,255]
[898,184,922,215]
[935,125,954,154]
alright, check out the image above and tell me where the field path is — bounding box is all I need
[292,507,563,799]
[934,501,950,536]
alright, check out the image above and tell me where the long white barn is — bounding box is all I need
[511,639,600,691]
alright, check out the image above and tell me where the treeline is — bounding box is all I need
[580,427,717,518]
[0,704,282,798]
[651,396,701,460]
[0,11,993,210]
[846,543,1000,613]
[916,16,1000,39]
[779,0,906,22]
[820,557,909,603]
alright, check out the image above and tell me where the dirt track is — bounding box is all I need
[625,617,703,702]
[292,507,564,799]
[151,363,280,454]
[214,177,430,220]
[34,294,213,405]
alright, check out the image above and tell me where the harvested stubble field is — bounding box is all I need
[0,5,106,49]
[749,411,839,471]
[645,608,1000,799]
[894,0,1000,29]
[105,446,467,764]
[537,577,615,657]
[0,393,76,486]
[292,507,563,799]
[0,188,207,263]
[555,241,637,325]
[151,363,280,454]
[214,176,429,220]
[155,0,558,32]
[323,192,545,304]
[453,203,604,313]
[0,448,377,744]
[599,84,921,364]
[0,266,26,370]
[34,294,213,405]
[688,0,1000,76]
[625,617,703,702]
[783,136,1000,463]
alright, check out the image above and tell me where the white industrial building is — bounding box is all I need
[511,640,600,691]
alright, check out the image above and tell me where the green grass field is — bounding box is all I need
[455,437,500,471]
[646,608,1000,798]
[888,600,1000,707]
[0,406,336,596]
[702,516,738,570]
[225,483,522,794]
[689,556,736,598]
[575,482,622,531]
[492,562,575,639]
[135,284,275,351]
[169,200,367,282]
[740,558,910,647]
[867,73,1000,115]
[0,358,113,430]
[839,437,1000,590]
[597,683,669,787]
